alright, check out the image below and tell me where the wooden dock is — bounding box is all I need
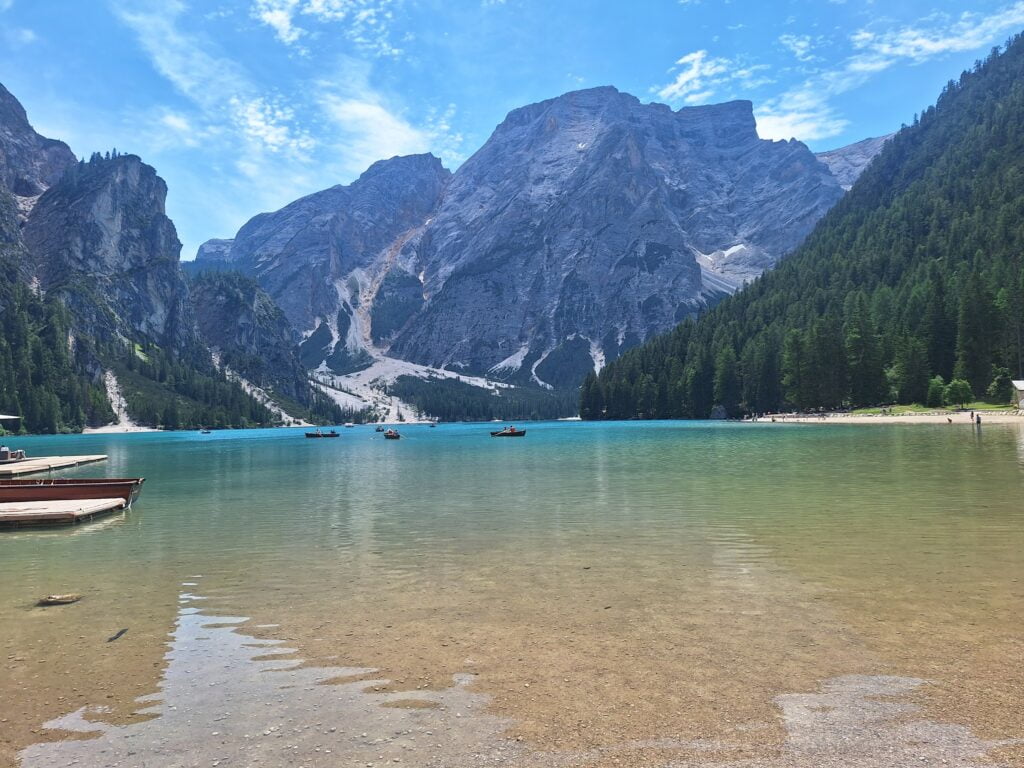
[0,497,126,527]
[0,454,107,478]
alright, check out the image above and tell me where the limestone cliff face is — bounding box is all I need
[389,88,842,382]
[0,82,76,215]
[0,82,77,274]
[815,134,893,190]
[196,153,451,373]
[189,270,312,403]
[202,87,845,387]
[23,154,196,350]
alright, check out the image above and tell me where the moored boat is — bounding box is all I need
[384,429,401,440]
[490,426,526,437]
[305,429,340,438]
[0,478,145,506]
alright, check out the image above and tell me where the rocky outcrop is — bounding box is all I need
[22,154,197,350]
[189,270,311,404]
[195,153,451,373]
[196,238,234,262]
[815,135,892,190]
[0,82,76,215]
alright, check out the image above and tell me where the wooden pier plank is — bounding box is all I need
[0,455,108,478]
[0,497,126,527]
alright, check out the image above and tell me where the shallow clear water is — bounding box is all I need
[2,422,1023,767]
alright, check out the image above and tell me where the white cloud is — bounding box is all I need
[2,26,36,46]
[757,3,1024,141]
[778,33,818,62]
[755,109,849,143]
[850,4,1024,64]
[250,0,401,57]
[230,96,314,154]
[315,60,463,174]
[657,50,730,104]
[423,103,465,166]
[252,0,304,45]
[321,96,427,170]
[114,0,313,158]
[656,50,770,106]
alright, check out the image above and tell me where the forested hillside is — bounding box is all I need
[0,175,112,433]
[0,257,114,432]
[189,270,345,425]
[582,35,1024,420]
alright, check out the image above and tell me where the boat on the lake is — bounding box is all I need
[305,429,340,438]
[344,422,355,428]
[384,429,401,440]
[490,426,526,437]
[375,425,385,432]
[200,429,211,434]
[0,477,145,506]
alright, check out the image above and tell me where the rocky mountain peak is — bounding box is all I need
[195,238,235,262]
[23,151,195,349]
[359,152,448,182]
[0,82,76,213]
[815,134,894,190]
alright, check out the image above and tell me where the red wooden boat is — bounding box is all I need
[490,426,526,437]
[0,478,145,506]
[384,429,401,440]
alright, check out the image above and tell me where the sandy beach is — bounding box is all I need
[760,410,1024,425]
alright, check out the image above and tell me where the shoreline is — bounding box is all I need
[759,410,1024,425]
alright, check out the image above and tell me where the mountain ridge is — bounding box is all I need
[197,86,882,392]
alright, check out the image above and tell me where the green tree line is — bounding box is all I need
[388,376,577,422]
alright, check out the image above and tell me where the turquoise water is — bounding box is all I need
[2,421,1023,766]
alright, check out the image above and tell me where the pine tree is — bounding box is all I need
[893,337,930,403]
[713,346,740,416]
[954,272,995,396]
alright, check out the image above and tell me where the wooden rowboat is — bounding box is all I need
[384,429,401,440]
[490,427,526,437]
[305,430,340,438]
[0,478,145,506]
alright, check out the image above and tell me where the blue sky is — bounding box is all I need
[2,0,1023,260]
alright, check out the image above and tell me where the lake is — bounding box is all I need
[2,421,1022,767]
